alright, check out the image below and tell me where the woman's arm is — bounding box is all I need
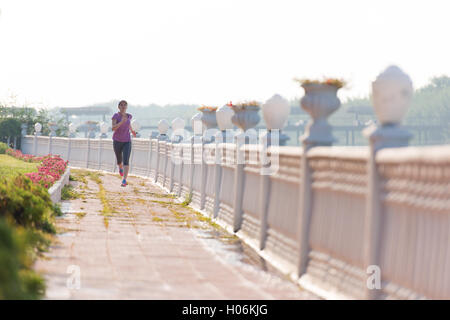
[130,128,137,137]
[111,119,119,131]
[111,116,126,131]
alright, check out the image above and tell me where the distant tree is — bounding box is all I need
[0,118,21,147]
[0,104,69,137]
[407,76,450,126]
[32,109,69,137]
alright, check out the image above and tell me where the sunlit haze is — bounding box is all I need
[1,0,450,108]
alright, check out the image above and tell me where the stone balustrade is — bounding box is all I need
[19,133,450,299]
[18,66,450,299]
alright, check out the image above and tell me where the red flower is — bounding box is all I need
[7,148,69,189]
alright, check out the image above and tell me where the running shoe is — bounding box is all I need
[119,168,124,177]
[121,179,127,187]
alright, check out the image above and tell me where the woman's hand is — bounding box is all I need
[131,129,137,137]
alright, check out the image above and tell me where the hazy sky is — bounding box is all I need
[1,0,449,109]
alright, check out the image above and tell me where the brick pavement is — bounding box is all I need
[34,168,319,300]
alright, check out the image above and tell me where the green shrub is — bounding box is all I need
[61,184,79,200]
[52,203,64,217]
[0,175,57,234]
[0,218,45,299]
[0,118,21,149]
[0,142,7,154]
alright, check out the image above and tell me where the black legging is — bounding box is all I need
[113,140,132,166]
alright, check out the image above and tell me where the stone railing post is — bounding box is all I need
[189,113,203,197]
[171,118,185,143]
[48,135,52,155]
[48,123,57,155]
[168,142,175,192]
[86,124,94,168]
[362,65,413,300]
[100,121,108,139]
[212,130,235,218]
[98,135,103,170]
[155,119,169,183]
[199,140,208,210]
[213,132,223,218]
[33,133,37,155]
[170,118,185,193]
[162,141,168,187]
[297,81,341,278]
[147,134,154,177]
[20,123,27,151]
[213,105,235,218]
[232,132,246,232]
[177,145,184,197]
[229,103,261,232]
[86,136,91,168]
[67,123,76,162]
[98,122,108,170]
[33,123,42,155]
[131,120,141,138]
[154,140,160,183]
[129,135,135,174]
[86,122,97,168]
[259,94,290,249]
[67,136,72,162]
[129,120,140,174]
[261,94,291,147]
[258,132,271,250]
[200,111,218,210]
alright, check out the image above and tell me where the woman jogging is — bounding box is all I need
[111,100,136,187]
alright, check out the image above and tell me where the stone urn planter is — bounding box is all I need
[300,82,342,145]
[198,107,218,129]
[86,121,98,138]
[48,122,58,137]
[21,123,28,136]
[230,104,260,132]
[198,107,218,143]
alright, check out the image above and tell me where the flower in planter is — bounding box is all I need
[227,100,261,131]
[198,106,218,112]
[293,77,346,89]
[229,100,260,111]
[7,148,69,189]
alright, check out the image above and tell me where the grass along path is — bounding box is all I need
[0,154,38,178]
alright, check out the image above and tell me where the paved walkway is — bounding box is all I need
[35,168,318,299]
